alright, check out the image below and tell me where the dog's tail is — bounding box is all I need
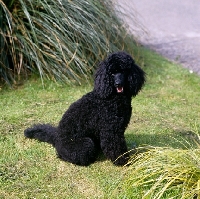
[24,124,57,146]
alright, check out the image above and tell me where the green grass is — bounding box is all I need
[0,47,200,198]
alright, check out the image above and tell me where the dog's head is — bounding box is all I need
[94,51,145,99]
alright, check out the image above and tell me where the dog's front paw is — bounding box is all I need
[113,155,129,166]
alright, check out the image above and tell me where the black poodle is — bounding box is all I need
[24,51,145,166]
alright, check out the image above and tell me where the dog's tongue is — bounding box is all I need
[117,86,123,93]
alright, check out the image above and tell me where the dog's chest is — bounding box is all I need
[114,101,130,117]
[100,98,131,118]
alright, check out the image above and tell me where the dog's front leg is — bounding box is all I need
[100,132,129,165]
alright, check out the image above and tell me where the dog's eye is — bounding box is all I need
[111,70,118,74]
[111,71,118,76]
[112,72,119,75]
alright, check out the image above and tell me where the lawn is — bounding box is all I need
[0,47,200,198]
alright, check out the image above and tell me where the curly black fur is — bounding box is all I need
[24,51,145,166]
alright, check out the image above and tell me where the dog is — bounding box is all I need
[24,51,145,166]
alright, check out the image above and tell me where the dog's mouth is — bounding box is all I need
[116,86,124,93]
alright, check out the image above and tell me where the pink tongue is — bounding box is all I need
[117,87,123,93]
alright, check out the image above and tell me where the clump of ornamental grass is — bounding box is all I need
[0,0,139,86]
[113,145,200,199]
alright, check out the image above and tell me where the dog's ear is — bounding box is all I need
[94,61,113,98]
[128,63,145,97]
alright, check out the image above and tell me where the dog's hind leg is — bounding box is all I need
[55,137,98,166]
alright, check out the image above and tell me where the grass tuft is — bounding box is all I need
[0,0,139,86]
[114,146,200,199]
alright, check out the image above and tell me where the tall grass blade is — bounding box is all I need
[1,0,139,85]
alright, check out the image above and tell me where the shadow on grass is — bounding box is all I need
[95,129,200,164]
[126,129,200,150]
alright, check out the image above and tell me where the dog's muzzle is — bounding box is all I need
[113,73,124,93]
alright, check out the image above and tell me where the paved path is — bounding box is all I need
[117,0,200,75]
